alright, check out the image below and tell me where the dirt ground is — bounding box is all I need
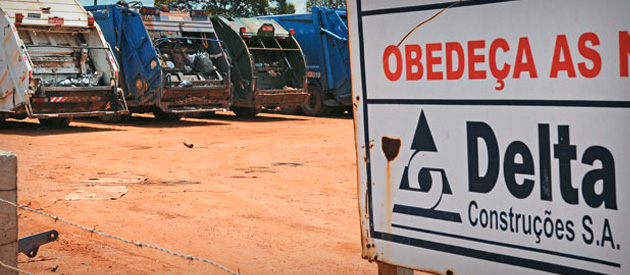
[0,111,376,274]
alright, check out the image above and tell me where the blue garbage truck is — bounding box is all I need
[261,7,350,116]
[85,3,231,121]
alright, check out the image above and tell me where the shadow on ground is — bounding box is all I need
[76,115,229,128]
[198,112,309,123]
[261,109,354,120]
[0,120,123,136]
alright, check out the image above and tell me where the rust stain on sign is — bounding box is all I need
[386,162,392,231]
[381,136,401,233]
[381,136,401,161]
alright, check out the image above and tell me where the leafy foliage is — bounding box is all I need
[152,0,295,17]
[306,0,345,12]
[153,0,201,10]
[270,0,296,15]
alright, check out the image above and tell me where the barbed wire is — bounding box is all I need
[0,197,240,275]
[0,259,35,275]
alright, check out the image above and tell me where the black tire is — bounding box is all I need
[278,105,300,114]
[119,114,133,123]
[330,107,347,116]
[302,85,331,116]
[98,113,132,123]
[344,106,354,116]
[39,117,72,127]
[97,115,116,123]
[111,115,125,123]
[153,109,182,120]
[196,111,216,118]
[232,107,259,118]
[0,116,6,127]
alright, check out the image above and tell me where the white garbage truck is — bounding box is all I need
[0,0,127,126]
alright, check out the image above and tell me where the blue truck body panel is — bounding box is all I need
[261,8,351,107]
[86,5,162,110]
[85,4,231,114]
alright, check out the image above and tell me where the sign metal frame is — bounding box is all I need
[350,1,629,274]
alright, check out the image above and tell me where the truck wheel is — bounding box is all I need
[232,107,258,118]
[111,115,125,123]
[97,115,116,123]
[331,107,347,116]
[97,114,130,123]
[279,105,300,114]
[39,117,72,127]
[0,116,5,127]
[195,111,216,118]
[119,113,133,123]
[344,106,354,116]
[302,85,331,116]
[153,109,182,120]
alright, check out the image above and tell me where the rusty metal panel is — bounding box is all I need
[224,17,291,37]
[349,0,630,274]
[144,10,216,33]
[0,1,128,119]
[145,21,215,33]
[0,12,31,112]
[0,0,90,28]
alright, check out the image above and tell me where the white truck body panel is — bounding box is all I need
[0,12,30,112]
[0,0,126,119]
[0,0,90,28]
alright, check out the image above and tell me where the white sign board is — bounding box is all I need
[349,1,630,274]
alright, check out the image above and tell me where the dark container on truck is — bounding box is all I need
[261,7,350,116]
[211,16,309,117]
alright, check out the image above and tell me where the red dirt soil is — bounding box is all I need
[0,112,376,275]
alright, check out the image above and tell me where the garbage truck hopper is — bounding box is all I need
[0,0,128,126]
[211,16,308,117]
[261,7,351,116]
[85,4,231,120]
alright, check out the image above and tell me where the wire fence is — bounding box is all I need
[0,197,240,275]
[0,259,34,275]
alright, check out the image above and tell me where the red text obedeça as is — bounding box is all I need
[382,31,630,91]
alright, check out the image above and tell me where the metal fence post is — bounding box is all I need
[0,151,18,275]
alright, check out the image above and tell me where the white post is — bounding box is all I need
[0,151,17,275]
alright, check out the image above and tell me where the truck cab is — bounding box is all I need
[0,0,128,126]
[86,3,231,120]
[211,16,308,117]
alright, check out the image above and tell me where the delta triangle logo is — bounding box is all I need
[393,111,462,223]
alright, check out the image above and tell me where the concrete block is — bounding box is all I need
[0,151,17,275]
[0,241,17,275]
[0,152,17,191]
[0,191,17,247]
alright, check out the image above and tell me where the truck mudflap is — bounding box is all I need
[255,89,309,108]
[28,86,128,118]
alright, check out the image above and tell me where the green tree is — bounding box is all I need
[153,0,203,10]
[204,0,271,17]
[153,0,294,17]
[306,0,345,12]
[270,0,295,15]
